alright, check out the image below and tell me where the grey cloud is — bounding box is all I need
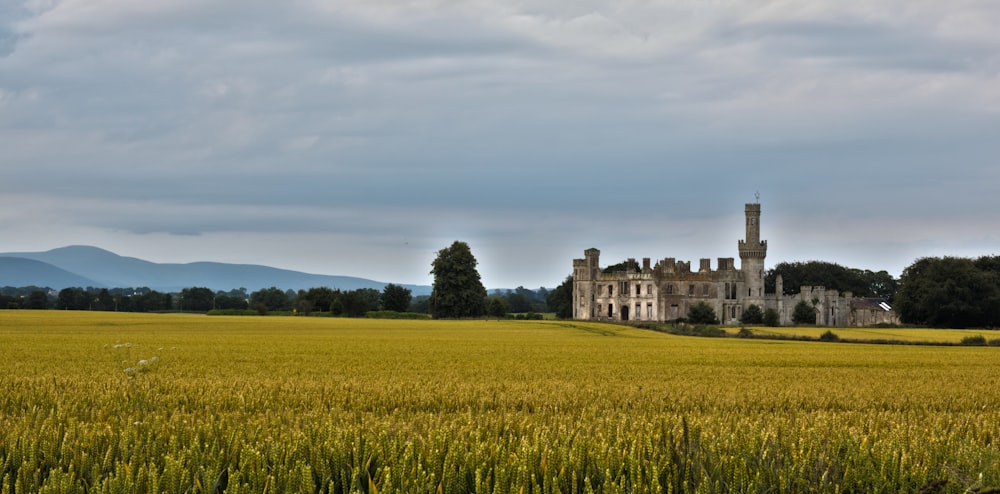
[0,2,28,57]
[716,16,990,73]
[2,1,1000,288]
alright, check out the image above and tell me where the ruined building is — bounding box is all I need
[572,203,897,326]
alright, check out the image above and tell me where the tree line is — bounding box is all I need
[6,242,998,328]
[0,284,417,316]
[764,258,1000,328]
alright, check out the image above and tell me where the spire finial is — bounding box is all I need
[754,191,760,203]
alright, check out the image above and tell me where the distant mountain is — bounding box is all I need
[0,246,431,295]
[0,257,100,289]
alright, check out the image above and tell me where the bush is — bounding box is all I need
[792,301,817,325]
[989,338,1000,347]
[687,302,719,325]
[669,324,727,338]
[763,308,780,327]
[741,305,764,324]
[872,322,901,328]
[961,335,987,346]
[819,330,840,342]
[207,309,260,316]
[366,311,432,320]
[737,327,754,338]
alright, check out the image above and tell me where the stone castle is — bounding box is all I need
[571,202,897,326]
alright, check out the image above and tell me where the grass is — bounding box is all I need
[1,311,998,493]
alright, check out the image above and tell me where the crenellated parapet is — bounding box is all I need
[738,239,768,259]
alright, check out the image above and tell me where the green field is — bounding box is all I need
[1,312,998,493]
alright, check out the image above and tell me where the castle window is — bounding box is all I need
[702,284,709,296]
[667,284,674,294]
[609,284,614,296]
[635,284,641,296]
[647,303,653,319]
[607,304,614,318]
[647,284,653,295]
[635,303,641,319]
[688,284,695,296]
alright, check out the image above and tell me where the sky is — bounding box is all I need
[2,0,999,289]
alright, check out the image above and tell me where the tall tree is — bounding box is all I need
[251,287,291,312]
[180,287,214,312]
[27,290,49,310]
[298,287,336,313]
[546,276,574,320]
[895,256,1000,328]
[58,288,89,310]
[381,283,412,312]
[486,295,510,318]
[430,241,487,319]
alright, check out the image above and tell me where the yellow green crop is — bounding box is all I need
[1,311,998,493]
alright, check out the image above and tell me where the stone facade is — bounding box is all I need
[572,203,896,326]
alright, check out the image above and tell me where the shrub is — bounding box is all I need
[694,325,727,337]
[207,309,260,316]
[366,311,432,320]
[763,308,780,327]
[961,335,987,346]
[669,324,727,337]
[737,327,754,338]
[741,305,764,324]
[989,338,1000,347]
[792,301,817,325]
[687,302,719,325]
[819,330,840,342]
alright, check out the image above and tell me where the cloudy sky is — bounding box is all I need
[2,1,999,289]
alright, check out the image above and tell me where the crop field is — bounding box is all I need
[746,326,999,344]
[1,312,999,493]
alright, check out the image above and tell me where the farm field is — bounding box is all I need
[1,312,998,493]
[746,325,1000,343]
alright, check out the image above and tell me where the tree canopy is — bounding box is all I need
[545,276,574,320]
[894,256,1000,328]
[381,283,413,312]
[765,261,897,300]
[430,241,487,319]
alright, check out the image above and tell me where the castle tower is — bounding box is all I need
[572,248,601,319]
[738,202,767,307]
